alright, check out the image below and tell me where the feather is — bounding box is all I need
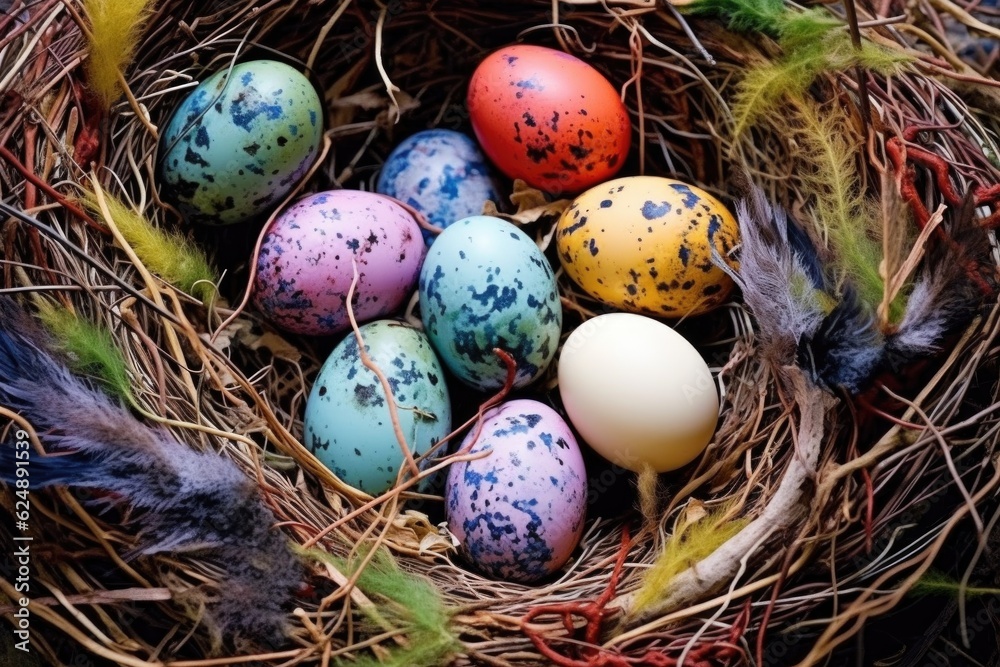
[34,299,133,401]
[721,184,885,393]
[82,0,156,110]
[628,500,748,618]
[800,284,884,394]
[887,196,995,365]
[716,184,827,371]
[80,190,219,304]
[309,548,461,667]
[0,297,300,650]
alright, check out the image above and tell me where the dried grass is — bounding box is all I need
[2,0,1000,664]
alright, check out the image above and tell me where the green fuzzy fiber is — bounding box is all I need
[306,548,461,667]
[685,0,788,35]
[81,191,218,305]
[912,570,1000,598]
[36,300,133,401]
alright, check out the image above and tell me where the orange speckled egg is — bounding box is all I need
[467,44,631,195]
[556,176,739,317]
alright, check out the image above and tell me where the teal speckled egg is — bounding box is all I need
[303,320,452,495]
[159,60,322,225]
[418,216,563,392]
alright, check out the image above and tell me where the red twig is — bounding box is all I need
[457,348,518,455]
[885,127,997,295]
[519,529,747,667]
[0,145,105,233]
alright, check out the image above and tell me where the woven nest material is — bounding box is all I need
[3,0,1000,665]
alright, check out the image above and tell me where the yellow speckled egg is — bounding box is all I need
[556,176,739,317]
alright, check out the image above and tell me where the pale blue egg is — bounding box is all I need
[159,60,322,225]
[304,320,452,495]
[418,216,562,391]
[377,130,499,244]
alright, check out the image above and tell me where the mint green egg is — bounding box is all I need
[304,320,452,495]
[159,60,322,225]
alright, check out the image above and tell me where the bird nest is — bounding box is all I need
[3,0,1000,665]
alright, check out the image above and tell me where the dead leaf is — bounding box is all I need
[392,511,459,554]
[332,89,388,110]
[203,317,252,354]
[674,499,709,535]
[245,331,303,364]
[510,179,551,211]
[482,179,572,228]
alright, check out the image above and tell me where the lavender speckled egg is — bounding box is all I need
[304,320,451,495]
[253,190,425,335]
[418,216,562,391]
[446,399,587,582]
[159,60,322,225]
[376,129,499,244]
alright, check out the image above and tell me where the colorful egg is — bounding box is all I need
[467,44,631,195]
[446,399,587,582]
[556,176,739,317]
[376,129,499,244]
[418,216,562,391]
[559,313,719,473]
[159,60,322,225]
[304,320,452,495]
[253,190,425,335]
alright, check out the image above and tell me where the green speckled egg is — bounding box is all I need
[419,216,563,392]
[159,60,322,225]
[303,320,452,495]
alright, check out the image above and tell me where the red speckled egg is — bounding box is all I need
[467,44,631,195]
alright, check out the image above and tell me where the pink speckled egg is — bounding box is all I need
[445,399,587,582]
[253,190,425,335]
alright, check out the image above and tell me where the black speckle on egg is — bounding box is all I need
[184,147,209,167]
[678,245,691,267]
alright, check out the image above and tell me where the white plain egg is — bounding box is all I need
[557,312,719,472]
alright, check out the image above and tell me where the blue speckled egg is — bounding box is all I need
[446,399,587,582]
[376,129,499,244]
[304,320,452,495]
[418,216,562,391]
[253,190,425,335]
[159,60,322,225]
